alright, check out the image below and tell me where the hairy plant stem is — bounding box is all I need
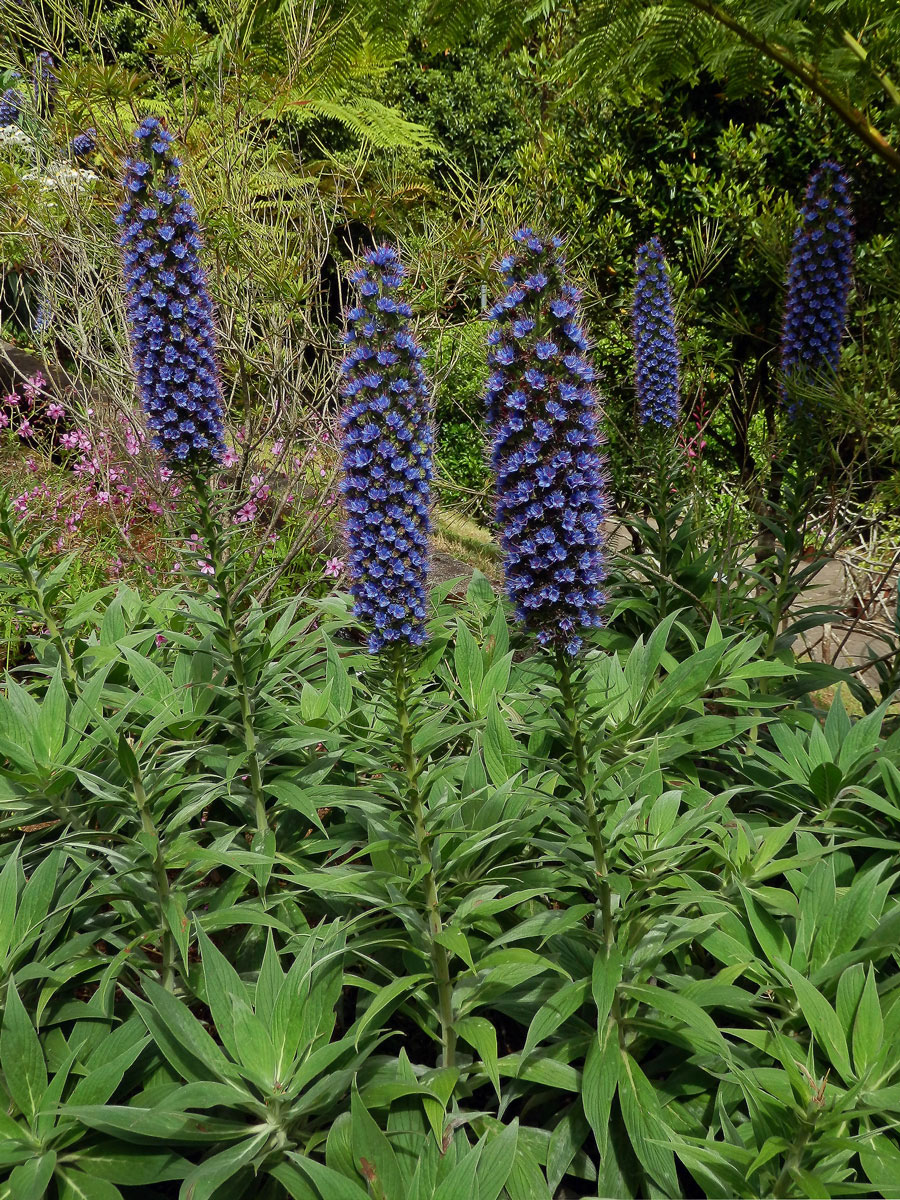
[771,1100,818,1197]
[392,652,456,1069]
[193,477,268,839]
[653,434,671,618]
[23,567,76,683]
[555,650,613,953]
[132,765,175,991]
[3,505,85,829]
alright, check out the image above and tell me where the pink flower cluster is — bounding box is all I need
[4,388,343,583]
[233,473,271,525]
[5,401,184,563]
[1,372,66,442]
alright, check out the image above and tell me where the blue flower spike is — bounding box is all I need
[340,244,434,655]
[486,227,607,656]
[117,117,226,472]
[632,237,680,427]
[781,161,854,411]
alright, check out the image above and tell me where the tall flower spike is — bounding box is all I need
[0,88,22,127]
[340,244,433,655]
[70,128,96,159]
[781,161,854,409]
[116,117,226,471]
[486,227,607,656]
[632,237,680,426]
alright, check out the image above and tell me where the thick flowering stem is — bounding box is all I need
[486,228,607,656]
[649,430,675,618]
[193,478,268,840]
[392,652,455,1069]
[780,161,854,414]
[632,237,680,428]
[0,497,76,687]
[771,1099,820,1198]
[16,562,74,684]
[132,763,176,992]
[555,650,613,952]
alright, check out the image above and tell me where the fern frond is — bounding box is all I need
[293,97,441,153]
[424,0,532,52]
[568,0,900,169]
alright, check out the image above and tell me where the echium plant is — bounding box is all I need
[117,118,268,841]
[340,246,456,1067]
[70,128,96,159]
[117,117,226,470]
[0,88,21,127]
[486,228,614,951]
[780,160,854,410]
[485,227,607,656]
[631,237,683,607]
[340,243,432,655]
[632,236,680,427]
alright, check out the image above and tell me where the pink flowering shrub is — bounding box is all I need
[1,384,342,587]
[1,372,69,447]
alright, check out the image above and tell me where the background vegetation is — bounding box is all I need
[1,2,899,1198]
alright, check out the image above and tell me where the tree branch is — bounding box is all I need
[684,0,900,172]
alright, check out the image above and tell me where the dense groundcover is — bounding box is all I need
[2,548,900,1198]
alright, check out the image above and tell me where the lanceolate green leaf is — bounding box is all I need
[0,981,47,1126]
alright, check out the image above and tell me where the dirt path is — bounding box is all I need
[435,517,898,690]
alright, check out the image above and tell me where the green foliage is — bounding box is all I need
[381,42,529,181]
[429,321,491,515]
[402,4,900,508]
[1,5,900,1191]
[436,419,488,514]
[569,0,900,171]
[2,488,900,1196]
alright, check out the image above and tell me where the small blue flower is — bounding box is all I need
[780,161,854,412]
[632,238,680,427]
[340,245,433,654]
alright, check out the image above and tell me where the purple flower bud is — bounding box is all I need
[70,128,96,159]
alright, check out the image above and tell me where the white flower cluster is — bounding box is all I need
[22,161,99,192]
[0,125,34,151]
